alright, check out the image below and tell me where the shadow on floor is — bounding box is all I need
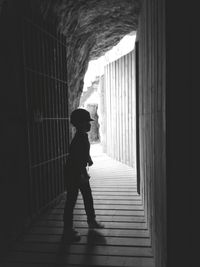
[55,229,107,266]
[87,229,107,245]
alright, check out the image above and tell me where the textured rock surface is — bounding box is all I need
[39,0,141,111]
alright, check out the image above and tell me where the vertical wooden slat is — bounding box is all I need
[109,64,113,157]
[128,53,131,166]
[44,80,51,202]
[109,63,112,156]
[123,56,126,164]
[115,60,119,161]
[112,61,115,159]
[118,57,122,162]
[125,55,128,165]
[116,60,120,161]
[112,62,115,158]
[109,63,111,157]
[115,61,118,160]
[120,57,123,163]
[105,66,108,154]
[128,52,132,167]
[111,61,115,158]
[122,56,126,164]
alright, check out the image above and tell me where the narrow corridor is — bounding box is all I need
[0,145,154,267]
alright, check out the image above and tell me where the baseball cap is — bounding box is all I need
[70,108,94,126]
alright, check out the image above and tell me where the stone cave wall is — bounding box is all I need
[38,0,141,113]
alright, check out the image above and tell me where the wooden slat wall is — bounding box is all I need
[137,0,166,266]
[104,51,136,170]
[22,12,69,217]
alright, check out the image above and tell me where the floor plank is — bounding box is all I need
[1,252,155,267]
[43,214,145,223]
[10,242,153,257]
[28,227,150,238]
[34,220,147,230]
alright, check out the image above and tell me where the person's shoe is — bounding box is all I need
[63,228,81,242]
[88,220,105,229]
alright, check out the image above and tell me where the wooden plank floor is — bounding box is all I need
[0,145,154,267]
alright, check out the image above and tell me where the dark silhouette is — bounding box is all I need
[63,108,104,242]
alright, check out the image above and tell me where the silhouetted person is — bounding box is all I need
[63,108,104,242]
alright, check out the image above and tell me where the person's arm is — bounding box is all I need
[88,155,93,166]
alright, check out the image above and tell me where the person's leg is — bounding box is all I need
[63,186,79,229]
[63,186,81,242]
[80,181,104,229]
[79,181,96,223]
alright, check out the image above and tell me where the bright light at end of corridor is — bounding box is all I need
[83,32,136,91]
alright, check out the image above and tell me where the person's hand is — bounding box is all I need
[88,159,93,166]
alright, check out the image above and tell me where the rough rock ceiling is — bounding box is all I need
[39,0,141,110]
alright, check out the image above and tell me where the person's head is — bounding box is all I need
[70,108,94,132]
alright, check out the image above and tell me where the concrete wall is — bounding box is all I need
[137,0,166,266]
[104,51,137,170]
